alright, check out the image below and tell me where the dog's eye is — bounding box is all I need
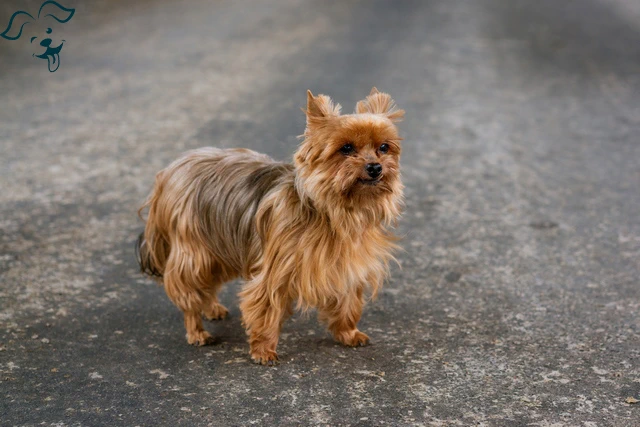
[340,143,355,155]
[379,143,390,154]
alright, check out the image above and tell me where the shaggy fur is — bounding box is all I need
[137,88,404,365]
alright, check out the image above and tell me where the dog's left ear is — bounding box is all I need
[38,1,75,23]
[355,87,405,123]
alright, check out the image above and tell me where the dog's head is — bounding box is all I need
[1,1,75,72]
[294,88,405,226]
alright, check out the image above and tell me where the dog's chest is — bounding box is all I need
[296,228,391,300]
[336,236,382,286]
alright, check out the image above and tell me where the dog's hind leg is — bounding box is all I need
[200,261,231,321]
[203,294,229,320]
[183,310,214,346]
[163,244,216,346]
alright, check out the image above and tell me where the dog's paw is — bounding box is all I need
[203,303,229,321]
[186,330,215,346]
[336,329,370,347]
[250,349,279,366]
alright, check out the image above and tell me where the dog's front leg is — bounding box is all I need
[239,278,291,365]
[318,284,370,347]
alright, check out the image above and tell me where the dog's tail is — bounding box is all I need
[135,231,164,278]
[135,173,170,279]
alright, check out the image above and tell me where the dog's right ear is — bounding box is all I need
[1,10,35,40]
[305,90,341,127]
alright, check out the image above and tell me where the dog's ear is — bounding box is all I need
[1,11,35,40]
[356,88,405,123]
[305,90,341,126]
[38,1,75,23]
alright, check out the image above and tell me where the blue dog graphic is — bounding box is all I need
[1,1,75,72]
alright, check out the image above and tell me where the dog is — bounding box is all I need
[0,1,75,72]
[137,88,405,365]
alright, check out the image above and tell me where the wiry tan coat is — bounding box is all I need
[137,88,404,364]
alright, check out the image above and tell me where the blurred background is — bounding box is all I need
[1,0,639,425]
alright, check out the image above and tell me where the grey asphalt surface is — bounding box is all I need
[1,0,639,425]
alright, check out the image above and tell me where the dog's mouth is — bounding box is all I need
[34,42,64,72]
[357,177,381,186]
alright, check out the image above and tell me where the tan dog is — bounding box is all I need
[137,88,404,365]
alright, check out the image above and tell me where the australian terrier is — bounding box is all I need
[137,88,404,365]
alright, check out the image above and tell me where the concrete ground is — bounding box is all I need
[1,0,639,425]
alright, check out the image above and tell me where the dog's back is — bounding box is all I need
[137,147,293,284]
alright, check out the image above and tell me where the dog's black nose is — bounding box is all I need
[365,163,382,179]
[40,38,52,47]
